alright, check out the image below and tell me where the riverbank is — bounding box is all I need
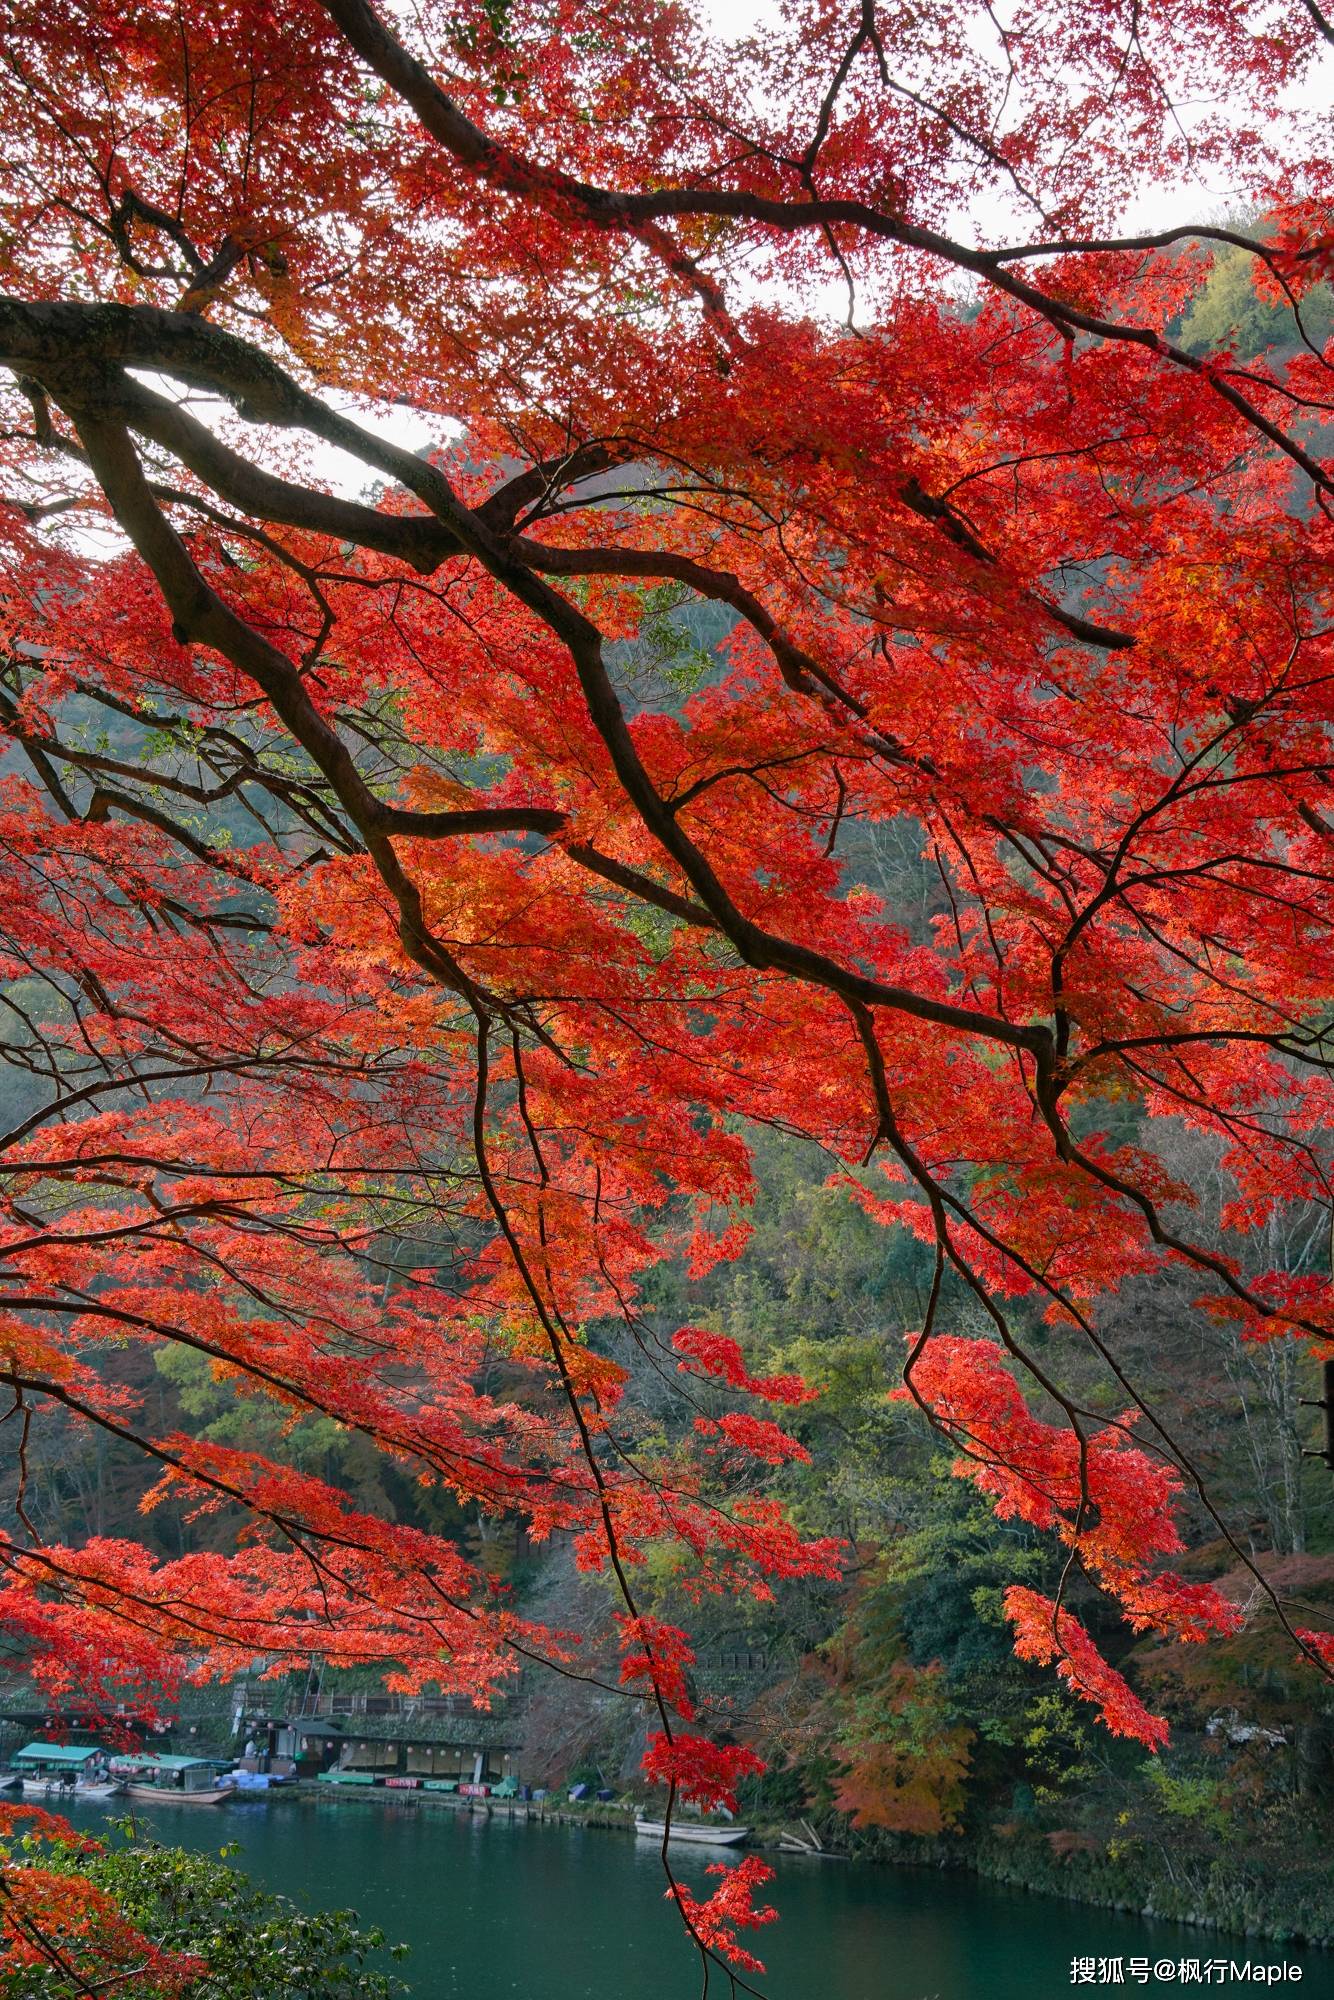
[816,1821,1334,1951]
[275,1781,634,1836]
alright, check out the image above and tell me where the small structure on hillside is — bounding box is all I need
[238,1685,522,1787]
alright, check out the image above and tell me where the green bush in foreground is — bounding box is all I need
[2,1833,409,1999]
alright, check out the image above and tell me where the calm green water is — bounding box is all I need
[68,1796,1329,2000]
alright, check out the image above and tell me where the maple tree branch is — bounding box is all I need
[317,0,1333,501]
[895,479,1135,650]
[2,293,1118,896]
[0,297,484,529]
[1296,0,1334,45]
[467,1022,762,1998]
[0,1876,110,2000]
[34,400,535,1020]
[512,532,940,747]
[4,297,1060,1060]
[477,442,624,531]
[864,1073,1334,1683]
[0,1291,571,1525]
[10,299,1089,783]
[81,784,239,870]
[114,373,456,571]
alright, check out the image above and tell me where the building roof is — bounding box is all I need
[276,1714,514,1748]
[111,1753,221,1771]
[14,1743,100,1765]
[0,1701,164,1737]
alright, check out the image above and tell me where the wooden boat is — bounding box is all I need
[17,1777,124,1800]
[111,1753,234,1805]
[12,1743,123,1800]
[122,1780,232,1805]
[634,1817,751,1846]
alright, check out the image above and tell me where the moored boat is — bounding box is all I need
[122,1781,231,1805]
[11,1743,123,1799]
[110,1752,234,1805]
[634,1817,751,1846]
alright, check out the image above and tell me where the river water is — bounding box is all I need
[67,1795,1329,2000]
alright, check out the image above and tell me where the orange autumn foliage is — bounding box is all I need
[0,1806,204,1992]
[831,1662,974,1836]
